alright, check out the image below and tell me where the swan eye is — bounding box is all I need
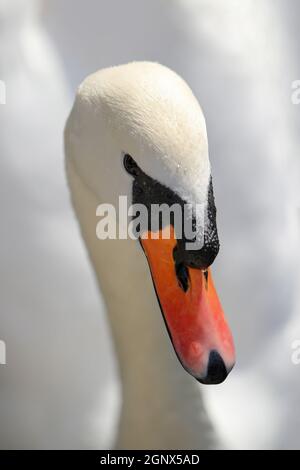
[123,154,139,176]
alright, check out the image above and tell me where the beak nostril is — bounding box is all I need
[175,262,189,292]
[197,350,228,385]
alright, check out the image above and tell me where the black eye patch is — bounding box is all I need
[123,152,219,271]
[123,154,140,177]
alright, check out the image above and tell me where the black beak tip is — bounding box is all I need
[196,350,229,385]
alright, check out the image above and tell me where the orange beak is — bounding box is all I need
[141,226,235,384]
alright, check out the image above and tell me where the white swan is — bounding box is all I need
[65,61,235,449]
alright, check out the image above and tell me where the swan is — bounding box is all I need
[65,61,235,449]
[1,0,298,450]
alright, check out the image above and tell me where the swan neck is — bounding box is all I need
[66,157,216,449]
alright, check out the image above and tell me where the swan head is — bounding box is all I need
[65,62,235,384]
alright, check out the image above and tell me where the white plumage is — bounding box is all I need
[65,62,217,449]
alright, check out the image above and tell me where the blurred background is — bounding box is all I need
[0,0,299,449]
